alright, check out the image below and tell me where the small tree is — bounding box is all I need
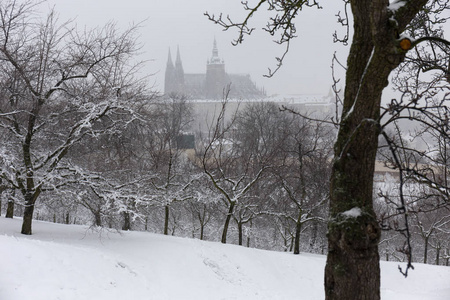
[200,99,272,244]
[143,94,195,235]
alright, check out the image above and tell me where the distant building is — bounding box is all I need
[164,39,266,100]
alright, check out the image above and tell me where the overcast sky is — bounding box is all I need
[44,0,350,96]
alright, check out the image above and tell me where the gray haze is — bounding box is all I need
[46,0,348,96]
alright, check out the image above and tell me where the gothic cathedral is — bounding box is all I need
[164,39,265,100]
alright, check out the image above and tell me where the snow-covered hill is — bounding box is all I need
[1,217,449,300]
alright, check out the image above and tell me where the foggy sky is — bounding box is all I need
[45,0,349,96]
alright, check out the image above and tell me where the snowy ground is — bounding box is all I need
[1,217,449,300]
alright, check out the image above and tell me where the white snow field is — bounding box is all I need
[1,217,449,300]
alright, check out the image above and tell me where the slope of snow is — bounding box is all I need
[1,217,449,300]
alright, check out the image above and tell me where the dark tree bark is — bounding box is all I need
[325,1,428,299]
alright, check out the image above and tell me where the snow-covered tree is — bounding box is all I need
[142,94,197,234]
[0,1,148,234]
[200,100,274,244]
[272,117,333,254]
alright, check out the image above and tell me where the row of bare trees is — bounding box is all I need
[199,100,334,249]
[3,74,448,262]
[0,51,335,252]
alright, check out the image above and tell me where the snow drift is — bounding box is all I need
[1,217,449,300]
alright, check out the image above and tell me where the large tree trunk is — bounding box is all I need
[324,1,427,299]
[325,66,383,300]
[221,201,235,244]
[325,42,386,300]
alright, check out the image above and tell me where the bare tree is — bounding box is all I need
[200,99,272,244]
[412,211,450,264]
[0,1,147,234]
[143,94,195,235]
[274,117,333,254]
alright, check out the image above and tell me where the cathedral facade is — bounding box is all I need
[164,40,266,100]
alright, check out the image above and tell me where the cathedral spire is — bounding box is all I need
[164,48,175,94]
[175,45,184,74]
[174,45,185,92]
[175,46,182,66]
[209,38,223,65]
[166,48,174,67]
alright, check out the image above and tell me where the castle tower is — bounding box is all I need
[206,38,227,99]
